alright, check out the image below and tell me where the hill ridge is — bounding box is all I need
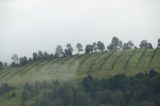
[0,48,160,85]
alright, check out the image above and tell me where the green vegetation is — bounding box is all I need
[0,48,160,85]
[123,49,137,70]
[148,48,158,68]
[135,49,147,69]
[87,53,102,73]
[0,69,160,106]
[98,52,113,71]
[0,37,160,106]
[0,48,160,106]
[112,50,124,70]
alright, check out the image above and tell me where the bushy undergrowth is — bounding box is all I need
[0,83,15,96]
[1,69,160,106]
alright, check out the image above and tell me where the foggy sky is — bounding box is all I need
[0,0,160,63]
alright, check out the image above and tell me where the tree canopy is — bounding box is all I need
[140,40,153,49]
[55,45,64,57]
[11,54,18,63]
[76,43,83,53]
[4,37,158,67]
[97,41,105,52]
[107,36,122,51]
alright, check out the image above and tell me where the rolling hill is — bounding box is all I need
[0,48,160,85]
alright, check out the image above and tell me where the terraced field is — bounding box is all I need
[0,48,160,85]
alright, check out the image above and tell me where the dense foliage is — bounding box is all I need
[0,69,157,106]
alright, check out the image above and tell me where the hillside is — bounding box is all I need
[0,48,160,85]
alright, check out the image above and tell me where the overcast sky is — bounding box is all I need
[0,0,160,63]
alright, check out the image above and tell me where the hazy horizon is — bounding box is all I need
[1,0,160,63]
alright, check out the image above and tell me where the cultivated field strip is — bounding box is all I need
[111,50,124,70]
[126,49,145,71]
[78,53,100,73]
[123,49,137,71]
[61,57,72,64]
[136,49,147,69]
[89,52,111,72]
[99,52,113,71]
[113,49,135,71]
[101,51,120,71]
[87,53,103,73]
[137,49,154,71]
[69,55,83,64]
[148,48,158,68]
[0,49,160,85]
[77,54,92,72]
[149,49,160,70]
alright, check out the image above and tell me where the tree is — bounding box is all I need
[128,41,134,49]
[11,62,16,67]
[43,52,50,60]
[122,43,129,50]
[38,50,44,61]
[107,44,114,51]
[19,56,28,66]
[28,58,33,64]
[64,49,72,56]
[0,61,3,69]
[158,38,160,48]
[3,62,7,67]
[76,43,83,53]
[21,91,29,103]
[33,52,38,62]
[82,75,93,90]
[122,41,134,50]
[49,53,54,59]
[140,40,148,48]
[97,41,105,52]
[37,56,41,61]
[111,90,126,106]
[53,97,66,106]
[85,45,90,54]
[148,43,153,49]
[0,83,14,95]
[74,91,93,106]
[11,54,18,63]
[65,43,73,56]
[85,44,93,54]
[119,40,123,49]
[148,68,157,77]
[139,101,156,106]
[93,42,97,52]
[55,45,64,57]
[66,43,73,52]
[140,40,153,49]
[96,90,112,104]
[107,36,122,51]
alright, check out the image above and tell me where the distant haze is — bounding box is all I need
[0,0,160,63]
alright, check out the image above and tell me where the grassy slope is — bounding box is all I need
[0,48,160,106]
[0,49,160,85]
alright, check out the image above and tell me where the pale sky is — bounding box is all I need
[0,0,160,63]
